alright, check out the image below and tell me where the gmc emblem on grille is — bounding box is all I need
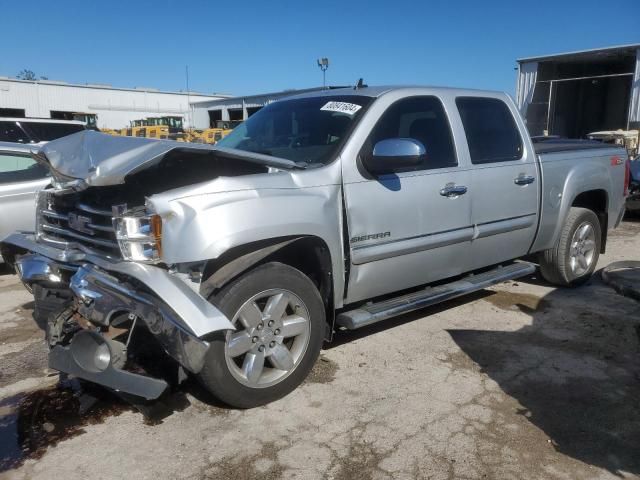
[67,212,95,235]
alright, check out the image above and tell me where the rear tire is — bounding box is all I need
[538,207,601,287]
[197,262,325,408]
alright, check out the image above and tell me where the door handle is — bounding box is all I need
[514,174,535,186]
[440,184,468,198]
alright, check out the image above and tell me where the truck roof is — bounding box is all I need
[284,85,509,100]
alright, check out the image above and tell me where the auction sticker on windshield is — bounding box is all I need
[320,101,362,116]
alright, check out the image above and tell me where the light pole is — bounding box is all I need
[317,58,329,88]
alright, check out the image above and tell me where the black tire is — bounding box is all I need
[197,262,325,408]
[33,285,73,331]
[538,207,601,287]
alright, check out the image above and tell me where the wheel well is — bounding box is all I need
[572,189,608,252]
[201,236,335,339]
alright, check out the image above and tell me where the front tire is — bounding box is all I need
[538,207,601,287]
[197,262,325,408]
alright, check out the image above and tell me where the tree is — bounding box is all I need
[16,69,47,81]
[17,69,36,80]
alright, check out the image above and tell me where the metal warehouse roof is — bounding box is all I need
[517,43,640,63]
[0,76,231,98]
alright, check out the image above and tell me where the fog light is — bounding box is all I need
[71,331,111,373]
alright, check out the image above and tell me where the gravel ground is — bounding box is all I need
[0,219,639,480]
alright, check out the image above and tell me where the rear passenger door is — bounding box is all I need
[343,95,473,303]
[455,96,539,269]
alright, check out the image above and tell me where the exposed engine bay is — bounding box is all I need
[0,131,285,400]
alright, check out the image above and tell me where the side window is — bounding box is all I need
[365,96,457,171]
[0,121,31,143]
[21,122,85,142]
[0,153,49,184]
[456,97,523,164]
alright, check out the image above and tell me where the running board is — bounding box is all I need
[336,262,536,330]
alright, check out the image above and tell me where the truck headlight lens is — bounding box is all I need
[113,207,162,263]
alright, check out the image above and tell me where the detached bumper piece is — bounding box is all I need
[1,232,220,401]
[49,330,168,400]
[70,264,210,374]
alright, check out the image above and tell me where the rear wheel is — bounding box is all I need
[197,262,325,408]
[539,207,601,287]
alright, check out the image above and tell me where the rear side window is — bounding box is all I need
[20,122,85,142]
[0,153,48,184]
[456,97,523,164]
[366,96,457,170]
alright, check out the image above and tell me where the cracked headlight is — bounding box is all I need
[112,206,162,263]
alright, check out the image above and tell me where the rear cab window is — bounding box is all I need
[455,97,523,164]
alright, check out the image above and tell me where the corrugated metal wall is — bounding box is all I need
[0,79,224,129]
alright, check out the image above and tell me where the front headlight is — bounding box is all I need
[112,206,162,263]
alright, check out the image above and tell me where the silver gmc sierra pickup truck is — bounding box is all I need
[0,86,629,408]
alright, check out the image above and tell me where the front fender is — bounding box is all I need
[150,184,346,307]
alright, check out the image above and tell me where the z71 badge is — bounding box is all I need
[350,232,391,243]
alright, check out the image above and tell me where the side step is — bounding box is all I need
[336,261,536,330]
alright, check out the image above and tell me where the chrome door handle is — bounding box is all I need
[440,184,468,197]
[514,174,535,186]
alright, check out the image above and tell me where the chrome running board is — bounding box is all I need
[336,262,536,330]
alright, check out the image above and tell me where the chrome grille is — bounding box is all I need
[38,193,120,257]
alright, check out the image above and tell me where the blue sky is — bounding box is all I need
[1,0,638,97]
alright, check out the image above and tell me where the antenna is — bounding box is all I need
[354,78,366,90]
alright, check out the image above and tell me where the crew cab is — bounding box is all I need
[0,86,628,408]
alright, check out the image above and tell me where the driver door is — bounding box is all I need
[342,95,473,303]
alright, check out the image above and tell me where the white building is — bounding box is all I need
[0,77,229,129]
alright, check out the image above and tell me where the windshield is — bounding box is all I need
[217,95,373,165]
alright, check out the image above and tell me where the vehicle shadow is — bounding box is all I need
[448,275,640,476]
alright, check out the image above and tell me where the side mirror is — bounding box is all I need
[363,138,426,176]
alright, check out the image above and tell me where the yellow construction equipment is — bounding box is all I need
[100,128,121,136]
[198,127,232,144]
[106,116,234,144]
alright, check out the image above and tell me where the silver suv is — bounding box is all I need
[0,142,50,262]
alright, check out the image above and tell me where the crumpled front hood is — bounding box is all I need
[33,130,299,189]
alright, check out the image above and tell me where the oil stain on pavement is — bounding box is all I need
[0,384,131,472]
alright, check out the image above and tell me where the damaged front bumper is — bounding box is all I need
[1,232,234,400]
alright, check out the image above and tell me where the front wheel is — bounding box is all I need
[197,262,325,408]
[538,207,601,287]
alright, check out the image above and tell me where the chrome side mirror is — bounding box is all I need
[363,138,426,175]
